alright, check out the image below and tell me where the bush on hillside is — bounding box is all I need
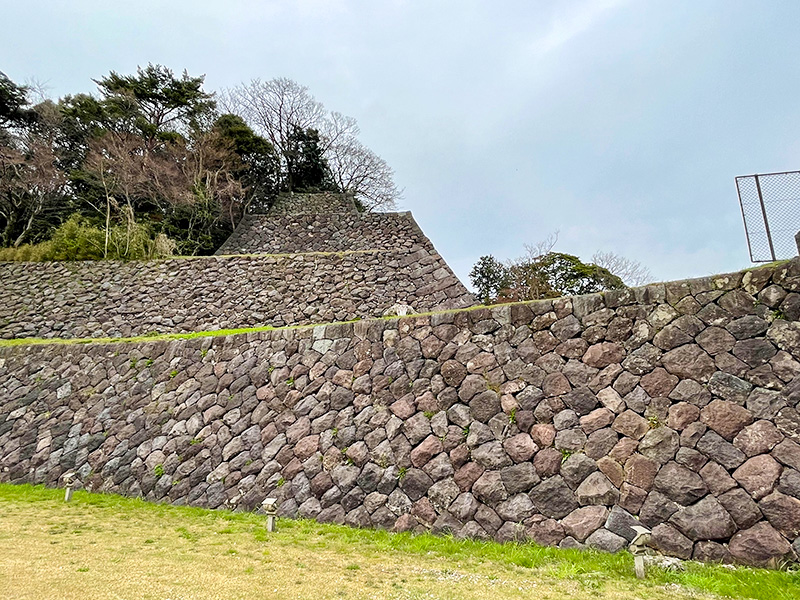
[0,214,175,262]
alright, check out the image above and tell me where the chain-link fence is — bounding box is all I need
[736,170,800,262]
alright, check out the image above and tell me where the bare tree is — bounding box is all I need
[326,135,400,211]
[591,251,653,286]
[0,143,66,247]
[85,132,166,256]
[317,110,359,155]
[222,78,400,210]
[23,78,50,104]
[84,127,246,257]
[178,130,245,232]
[521,231,559,262]
[500,232,560,301]
[220,78,324,188]
[0,102,67,247]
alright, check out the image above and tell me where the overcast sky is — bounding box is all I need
[3,0,800,287]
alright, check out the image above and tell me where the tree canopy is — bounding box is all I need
[93,64,216,146]
[0,72,37,130]
[0,66,401,261]
[469,246,636,304]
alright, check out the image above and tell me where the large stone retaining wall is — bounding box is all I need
[0,251,473,340]
[3,260,800,566]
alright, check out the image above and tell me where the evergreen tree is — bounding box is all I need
[285,126,334,192]
[469,255,511,304]
[0,72,37,131]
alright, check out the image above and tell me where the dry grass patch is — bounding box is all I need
[0,484,797,600]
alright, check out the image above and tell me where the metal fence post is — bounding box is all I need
[754,174,777,262]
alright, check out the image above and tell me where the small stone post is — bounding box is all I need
[263,497,278,532]
[62,472,76,502]
[795,231,800,256]
[629,526,651,579]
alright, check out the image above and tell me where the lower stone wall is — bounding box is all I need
[0,250,473,340]
[3,260,800,567]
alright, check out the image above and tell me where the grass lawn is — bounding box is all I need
[0,484,797,600]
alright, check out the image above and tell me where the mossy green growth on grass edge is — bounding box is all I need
[0,483,797,600]
[0,324,285,348]
[0,302,518,349]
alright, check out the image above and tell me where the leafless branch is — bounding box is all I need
[222,78,401,210]
[591,250,653,286]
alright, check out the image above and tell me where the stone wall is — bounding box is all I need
[216,212,434,256]
[264,192,357,216]
[2,203,474,340]
[3,260,800,567]
[0,251,473,340]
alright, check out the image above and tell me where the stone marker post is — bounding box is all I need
[630,526,651,579]
[263,498,278,532]
[62,472,76,502]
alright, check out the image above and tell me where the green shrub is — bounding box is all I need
[0,243,52,262]
[0,213,176,262]
[46,214,107,260]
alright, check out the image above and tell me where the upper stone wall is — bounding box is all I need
[0,251,473,340]
[216,212,434,256]
[265,192,357,215]
[1,193,476,340]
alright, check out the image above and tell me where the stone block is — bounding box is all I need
[561,506,608,542]
[670,496,736,541]
[733,455,783,501]
[729,522,794,567]
[654,461,708,505]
